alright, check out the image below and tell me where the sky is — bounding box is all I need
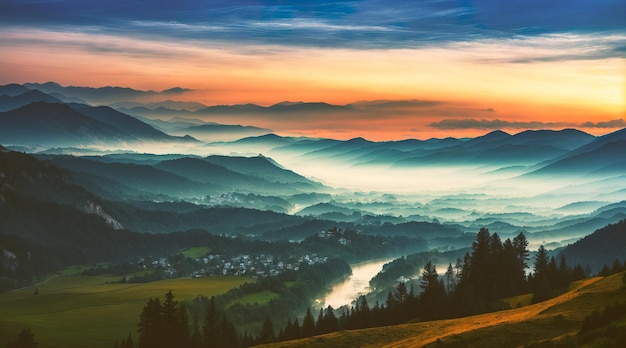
[0,0,625,140]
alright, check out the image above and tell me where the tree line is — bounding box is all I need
[264,228,601,344]
[115,227,625,347]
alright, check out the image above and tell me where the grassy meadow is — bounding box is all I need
[0,274,251,348]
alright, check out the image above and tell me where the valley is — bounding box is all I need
[1,82,625,347]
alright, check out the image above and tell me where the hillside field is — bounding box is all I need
[0,274,251,347]
[258,272,626,348]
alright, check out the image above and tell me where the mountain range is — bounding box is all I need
[1,82,625,241]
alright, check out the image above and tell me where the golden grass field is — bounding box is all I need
[257,272,626,348]
[0,274,250,347]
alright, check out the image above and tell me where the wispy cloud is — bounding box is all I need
[1,1,623,50]
[581,119,626,128]
[430,118,626,131]
[429,119,571,130]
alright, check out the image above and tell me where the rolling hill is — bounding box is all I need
[0,89,63,111]
[0,102,131,147]
[0,99,198,148]
[258,272,626,348]
[558,219,626,273]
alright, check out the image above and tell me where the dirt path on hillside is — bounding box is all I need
[381,277,603,348]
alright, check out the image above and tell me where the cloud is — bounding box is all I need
[1,0,623,50]
[431,117,626,131]
[349,99,443,110]
[581,119,626,128]
[429,119,571,130]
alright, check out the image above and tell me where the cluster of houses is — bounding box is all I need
[191,253,329,278]
[140,252,330,279]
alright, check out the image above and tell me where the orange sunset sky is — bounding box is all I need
[0,1,624,141]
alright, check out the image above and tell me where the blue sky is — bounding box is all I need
[2,0,624,49]
[0,1,624,140]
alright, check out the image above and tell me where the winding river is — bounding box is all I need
[320,258,393,309]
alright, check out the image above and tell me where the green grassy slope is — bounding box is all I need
[0,275,250,348]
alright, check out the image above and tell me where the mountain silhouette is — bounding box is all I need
[526,128,626,177]
[0,101,199,148]
[0,83,31,96]
[22,82,190,104]
[0,89,63,111]
[0,102,131,147]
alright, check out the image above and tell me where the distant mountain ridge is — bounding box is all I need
[0,92,198,148]
[119,100,353,119]
[22,82,190,104]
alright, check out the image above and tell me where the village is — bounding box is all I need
[140,252,330,280]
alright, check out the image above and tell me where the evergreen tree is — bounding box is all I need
[161,291,189,347]
[316,308,325,334]
[470,227,492,309]
[301,307,316,337]
[420,261,446,320]
[317,305,339,334]
[203,296,221,348]
[512,232,529,291]
[611,258,623,274]
[258,316,275,344]
[444,263,455,294]
[385,291,398,310]
[220,315,239,348]
[137,291,191,348]
[137,298,162,348]
[395,281,408,305]
[532,245,551,303]
[558,255,571,288]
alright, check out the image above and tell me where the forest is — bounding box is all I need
[94,227,625,348]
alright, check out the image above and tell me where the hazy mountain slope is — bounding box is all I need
[154,157,269,189]
[0,90,63,111]
[37,155,210,197]
[393,129,594,167]
[527,128,626,177]
[179,123,272,141]
[69,103,191,141]
[0,149,124,241]
[102,203,305,234]
[23,82,189,104]
[195,101,351,115]
[0,149,94,207]
[0,83,31,96]
[0,102,131,147]
[259,273,625,348]
[296,202,362,217]
[507,129,594,150]
[558,219,626,272]
[203,155,320,187]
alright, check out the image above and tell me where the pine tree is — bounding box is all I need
[420,261,446,320]
[220,316,238,348]
[138,298,162,348]
[203,296,221,348]
[137,292,191,348]
[532,245,551,303]
[470,227,492,308]
[301,307,316,337]
[444,263,455,294]
[512,232,529,291]
[395,281,408,305]
[258,316,275,344]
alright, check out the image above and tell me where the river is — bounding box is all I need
[320,258,393,309]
